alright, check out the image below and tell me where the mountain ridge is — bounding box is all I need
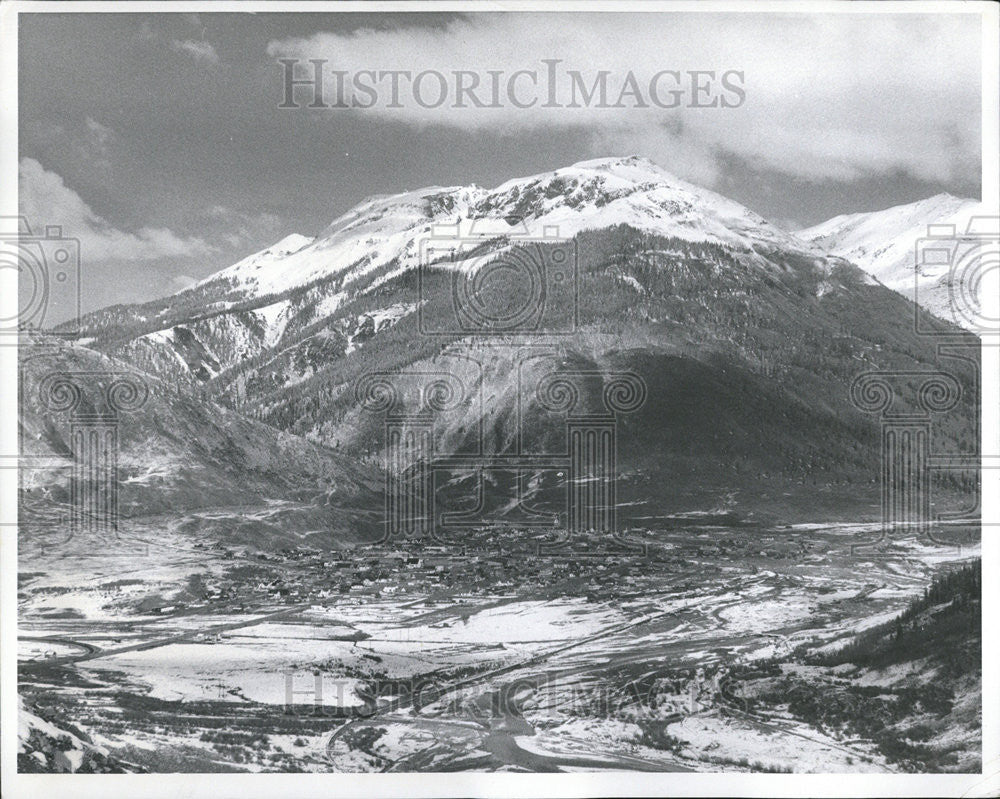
[178,155,824,306]
[795,193,983,329]
[46,158,980,527]
[18,332,384,550]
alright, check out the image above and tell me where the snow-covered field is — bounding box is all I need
[18,523,980,773]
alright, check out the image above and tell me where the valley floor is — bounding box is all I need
[17,516,980,774]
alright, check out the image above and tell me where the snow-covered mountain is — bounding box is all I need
[57,156,978,524]
[193,155,821,305]
[19,333,383,547]
[65,155,841,398]
[796,194,984,329]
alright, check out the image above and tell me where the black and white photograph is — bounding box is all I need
[1,2,998,797]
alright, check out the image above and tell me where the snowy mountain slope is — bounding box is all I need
[63,155,838,395]
[18,696,130,773]
[192,233,314,292]
[19,333,383,546]
[194,155,823,305]
[796,194,984,329]
[53,158,979,523]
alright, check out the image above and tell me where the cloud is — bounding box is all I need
[203,204,286,248]
[29,117,118,174]
[171,39,220,64]
[84,117,114,151]
[138,20,219,65]
[267,13,980,188]
[19,158,214,262]
[169,274,198,291]
[82,117,115,170]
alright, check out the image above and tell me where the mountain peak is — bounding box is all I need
[795,192,984,329]
[532,154,687,189]
[189,156,818,303]
[569,154,660,171]
[190,232,313,293]
[919,191,967,204]
[268,233,314,254]
[799,193,977,235]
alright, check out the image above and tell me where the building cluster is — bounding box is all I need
[149,531,721,615]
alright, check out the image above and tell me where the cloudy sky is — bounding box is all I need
[19,11,983,318]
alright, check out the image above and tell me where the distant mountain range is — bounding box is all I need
[797,193,984,329]
[40,157,979,533]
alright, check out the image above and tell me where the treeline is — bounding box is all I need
[816,559,981,675]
